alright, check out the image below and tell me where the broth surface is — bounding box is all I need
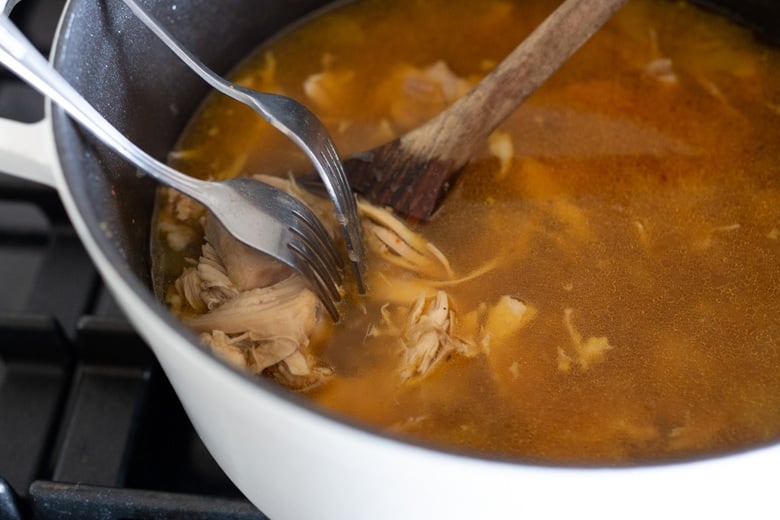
[154,0,780,464]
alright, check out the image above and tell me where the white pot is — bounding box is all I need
[0,1,778,518]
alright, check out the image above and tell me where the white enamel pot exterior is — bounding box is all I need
[0,0,778,518]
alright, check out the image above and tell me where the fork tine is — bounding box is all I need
[290,206,343,269]
[317,144,366,290]
[324,144,359,224]
[287,240,341,322]
[214,177,344,320]
[264,182,344,314]
[266,180,345,279]
[288,208,344,295]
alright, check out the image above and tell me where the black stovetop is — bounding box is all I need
[0,2,267,518]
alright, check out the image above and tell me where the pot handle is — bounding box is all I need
[0,115,57,188]
[0,1,57,188]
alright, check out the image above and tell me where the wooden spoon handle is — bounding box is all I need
[343,0,629,220]
[403,0,629,163]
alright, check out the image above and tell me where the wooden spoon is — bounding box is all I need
[342,0,628,220]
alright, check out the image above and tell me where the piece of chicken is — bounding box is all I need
[400,291,473,380]
[205,216,294,291]
[369,291,477,381]
[171,206,332,389]
[557,307,615,372]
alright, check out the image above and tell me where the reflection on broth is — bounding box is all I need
[152,0,780,464]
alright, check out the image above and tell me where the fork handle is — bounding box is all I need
[0,15,207,201]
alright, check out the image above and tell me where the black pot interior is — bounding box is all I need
[50,0,331,308]
[49,0,777,347]
[690,0,780,46]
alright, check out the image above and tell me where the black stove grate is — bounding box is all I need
[0,2,268,518]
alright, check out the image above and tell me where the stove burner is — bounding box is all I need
[0,2,267,518]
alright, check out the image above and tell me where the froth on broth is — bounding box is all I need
[153,0,780,465]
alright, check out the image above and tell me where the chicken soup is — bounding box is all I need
[152,0,780,465]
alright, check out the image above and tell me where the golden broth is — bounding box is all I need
[155,0,780,464]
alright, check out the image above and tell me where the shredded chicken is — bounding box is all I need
[359,201,453,279]
[481,295,537,353]
[488,130,514,179]
[188,276,321,337]
[401,292,467,379]
[356,196,513,381]
[644,29,678,85]
[165,186,207,223]
[463,295,537,389]
[205,216,294,291]
[369,291,477,381]
[389,61,475,129]
[368,292,536,381]
[155,187,206,252]
[169,179,334,389]
[644,57,678,85]
[157,215,198,252]
[297,58,475,133]
[304,69,355,111]
[303,63,355,114]
[167,168,479,387]
[557,308,614,372]
[202,328,332,390]
[187,268,330,389]
[164,58,508,388]
[174,243,239,313]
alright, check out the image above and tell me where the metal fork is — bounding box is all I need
[121,0,367,294]
[0,14,345,320]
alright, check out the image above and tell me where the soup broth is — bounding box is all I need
[153,0,780,464]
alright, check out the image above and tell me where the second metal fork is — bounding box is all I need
[121,0,366,294]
